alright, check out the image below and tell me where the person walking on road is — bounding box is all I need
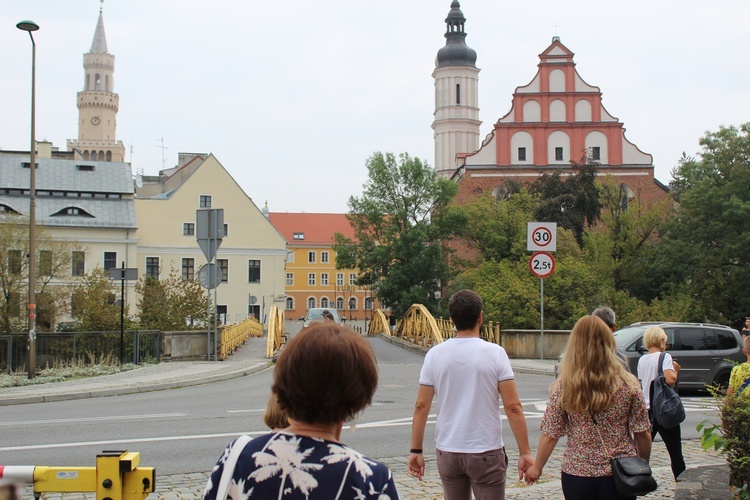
[408,289,533,500]
[637,325,685,479]
[525,315,651,499]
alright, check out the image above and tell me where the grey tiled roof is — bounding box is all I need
[0,156,136,228]
[0,156,134,194]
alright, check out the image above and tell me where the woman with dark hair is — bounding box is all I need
[203,323,398,499]
[525,315,651,499]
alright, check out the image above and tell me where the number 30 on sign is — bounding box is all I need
[529,251,555,278]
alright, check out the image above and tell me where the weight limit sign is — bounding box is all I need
[529,251,556,278]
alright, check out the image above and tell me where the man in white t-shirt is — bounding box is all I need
[408,290,533,500]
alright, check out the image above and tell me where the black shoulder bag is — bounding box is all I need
[592,412,657,497]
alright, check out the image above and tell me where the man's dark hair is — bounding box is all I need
[448,289,483,331]
[592,306,616,329]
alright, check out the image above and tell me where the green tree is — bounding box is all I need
[70,268,124,331]
[333,152,462,316]
[135,265,207,330]
[656,123,750,323]
[0,214,80,333]
[457,190,535,263]
[530,157,601,246]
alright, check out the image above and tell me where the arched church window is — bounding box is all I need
[105,75,110,92]
[493,185,510,201]
[91,151,97,161]
[83,150,90,160]
[106,151,112,162]
[95,73,101,90]
[620,183,634,212]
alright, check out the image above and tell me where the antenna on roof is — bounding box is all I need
[155,136,168,169]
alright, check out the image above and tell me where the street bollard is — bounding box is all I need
[0,450,154,499]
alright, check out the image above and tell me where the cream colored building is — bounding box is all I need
[135,153,288,324]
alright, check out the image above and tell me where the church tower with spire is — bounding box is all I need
[432,1,481,178]
[67,4,125,162]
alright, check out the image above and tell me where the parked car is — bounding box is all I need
[303,308,342,328]
[555,322,745,390]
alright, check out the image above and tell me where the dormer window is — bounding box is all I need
[52,207,94,217]
[0,204,19,214]
[77,164,95,171]
[293,232,305,240]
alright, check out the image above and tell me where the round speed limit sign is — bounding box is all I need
[532,227,553,247]
[529,251,555,278]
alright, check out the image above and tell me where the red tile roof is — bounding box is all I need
[268,213,355,245]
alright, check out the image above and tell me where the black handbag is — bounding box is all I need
[592,412,657,497]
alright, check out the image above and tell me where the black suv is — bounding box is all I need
[613,322,744,389]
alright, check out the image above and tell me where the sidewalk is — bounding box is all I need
[4,336,731,499]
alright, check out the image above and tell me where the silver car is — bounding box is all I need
[613,322,745,390]
[303,308,341,328]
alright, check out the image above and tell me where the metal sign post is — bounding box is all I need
[196,208,224,361]
[108,264,138,365]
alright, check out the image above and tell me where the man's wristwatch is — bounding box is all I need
[410,449,423,454]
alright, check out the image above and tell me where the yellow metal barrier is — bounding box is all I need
[1,450,154,499]
[435,317,501,344]
[393,304,444,348]
[218,316,263,360]
[368,309,391,336]
[266,305,285,358]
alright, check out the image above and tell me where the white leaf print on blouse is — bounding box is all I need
[250,435,323,498]
[322,443,378,499]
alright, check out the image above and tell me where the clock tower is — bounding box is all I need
[67,4,125,162]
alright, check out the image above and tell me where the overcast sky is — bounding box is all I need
[3,1,748,213]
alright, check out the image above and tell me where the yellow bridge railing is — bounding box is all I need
[218,315,263,360]
[265,305,285,358]
[371,305,501,348]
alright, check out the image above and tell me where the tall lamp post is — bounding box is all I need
[17,20,39,380]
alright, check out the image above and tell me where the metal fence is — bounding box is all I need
[1,331,162,374]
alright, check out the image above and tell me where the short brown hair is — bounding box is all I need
[272,322,378,425]
[448,289,483,331]
[263,391,289,430]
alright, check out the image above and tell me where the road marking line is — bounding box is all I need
[0,413,186,426]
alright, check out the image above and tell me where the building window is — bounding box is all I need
[286,273,294,286]
[181,258,195,280]
[217,259,229,282]
[7,292,21,317]
[308,273,316,286]
[456,83,461,105]
[307,297,316,309]
[321,273,329,286]
[248,260,261,283]
[348,297,357,310]
[146,257,160,279]
[555,147,564,161]
[321,297,329,308]
[183,222,195,236]
[592,146,601,161]
[223,224,228,237]
[103,252,117,270]
[293,232,305,240]
[365,297,375,310]
[349,273,357,286]
[286,252,295,264]
[286,297,294,310]
[8,249,22,274]
[336,297,344,310]
[518,147,526,161]
[336,273,344,286]
[199,195,212,208]
[72,251,85,276]
[36,251,52,276]
[308,251,316,263]
[321,251,329,264]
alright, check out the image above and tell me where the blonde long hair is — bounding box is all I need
[557,315,639,413]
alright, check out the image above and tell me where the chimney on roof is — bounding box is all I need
[37,140,53,159]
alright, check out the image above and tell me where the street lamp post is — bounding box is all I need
[334,283,354,322]
[17,20,39,380]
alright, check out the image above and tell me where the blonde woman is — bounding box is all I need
[262,391,289,431]
[637,326,685,479]
[525,315,651,499]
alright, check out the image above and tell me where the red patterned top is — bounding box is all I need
[540,380,650,477]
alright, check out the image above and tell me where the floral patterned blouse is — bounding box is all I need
[203,432,399,499]
[540,381,650,477]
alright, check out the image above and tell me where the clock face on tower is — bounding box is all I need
[90,116,101,126]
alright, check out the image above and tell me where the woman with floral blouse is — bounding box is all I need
[203,323,398,499]
[525,315,652,499]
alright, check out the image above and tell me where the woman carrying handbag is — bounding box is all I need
[525,315,653,499]
[637,326,686,480]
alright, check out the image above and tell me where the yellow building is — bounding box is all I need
[268,213,378,323]
[135,154,288,324]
